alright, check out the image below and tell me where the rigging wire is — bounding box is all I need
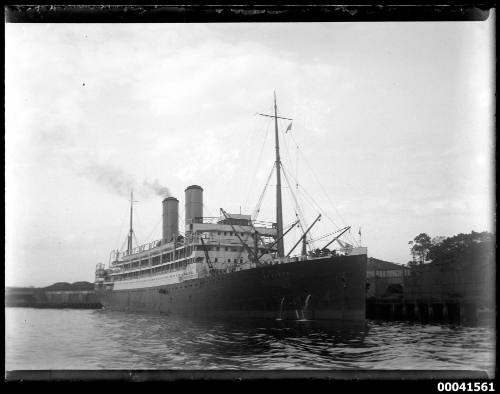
[284,220,298,230]
[176,204,186,237]
[284,167,358,247]
[252,163,275,221]
[144,216,162,243]
[279,118,304,245]
[276,120,309,249]
[280,163,315,251]
[297,192,334,242]
[114,202,129,251]
[295,141,301,246]
[202,203,216,218]
[286,132,360,247]
[281,167,313,250]
[240,116,265,209]
[242,117,272,210]
[277,119,295,181]
[177,208,185,237]
[117,195,139,252]
[286,169,339,228]
[310,230,344,243]
[120,236,128,253]
[289,132,349,225]
[132,201,141,247]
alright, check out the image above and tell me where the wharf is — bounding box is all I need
[365,256,495,326]
[5,284,102,309]
[366,297,494,326]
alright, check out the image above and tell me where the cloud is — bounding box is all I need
[5,22,495,286]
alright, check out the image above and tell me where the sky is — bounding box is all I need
[5,18,495,287]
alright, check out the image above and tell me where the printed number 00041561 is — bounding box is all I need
[437,383,494,392]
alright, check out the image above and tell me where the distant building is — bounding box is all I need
[366,257,410,299]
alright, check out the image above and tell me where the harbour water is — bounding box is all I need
[5,307,495,376]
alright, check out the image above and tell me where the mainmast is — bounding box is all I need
[258,92,292,257]
[273,93,285,257]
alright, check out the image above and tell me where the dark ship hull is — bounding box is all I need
[96,253,367,321]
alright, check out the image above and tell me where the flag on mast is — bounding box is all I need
[358,227,361,236]
[285,122,292,133]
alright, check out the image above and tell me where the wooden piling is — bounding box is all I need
[443,303,448,320]
[414,303,420,321]
[459,303,466,324]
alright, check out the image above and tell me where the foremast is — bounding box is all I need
[258,92,292,257]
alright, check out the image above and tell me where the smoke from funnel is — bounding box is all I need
[143,179,172,198]
[42,126,172,199]
[83,163,137,197]
[82,163,171,199]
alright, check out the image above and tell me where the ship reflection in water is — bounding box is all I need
[6,308,494,375]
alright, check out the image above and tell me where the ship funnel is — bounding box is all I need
[162,197,179,244]
[185,185,203,229]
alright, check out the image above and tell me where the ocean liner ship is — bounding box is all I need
[95,94,367,321]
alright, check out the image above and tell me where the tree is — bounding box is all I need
[409,233,432,264]
[431,236,446,246]
[427,231,494,264]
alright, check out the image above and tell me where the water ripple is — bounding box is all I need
[5,308,495,375]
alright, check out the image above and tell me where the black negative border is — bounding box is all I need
[4,4,494,23]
